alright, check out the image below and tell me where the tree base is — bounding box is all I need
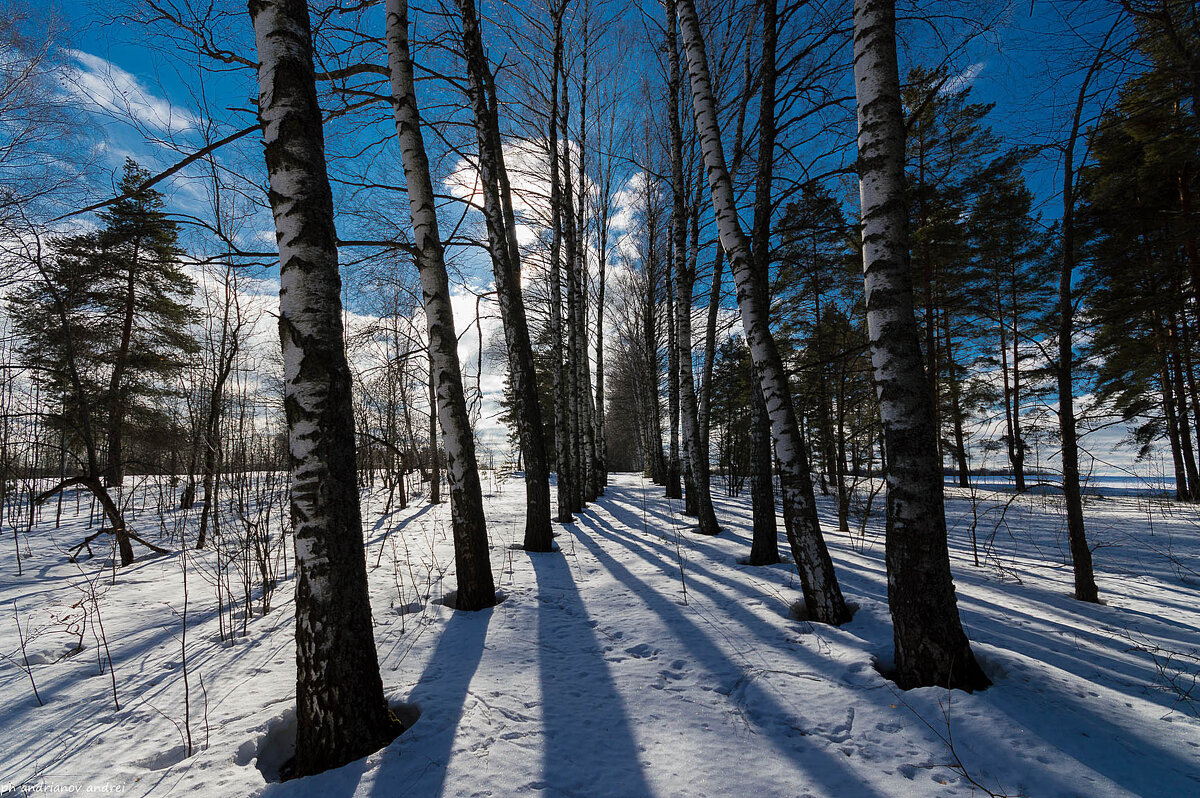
[281,708,409,781]
[882,650,992,693]
[518,542,560,554]
[435,589,506,612]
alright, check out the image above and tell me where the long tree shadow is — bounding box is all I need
[367,503,436,547]
[594,497,810,615]
[566,516,890,798]
[978,665,1200,795]
[592,507,780,603]
[598,477,1200,793]
[531,553,653,797]
[372,606,493,798]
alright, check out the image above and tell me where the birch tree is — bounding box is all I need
[747,0,782,563]
[560,69,588,512]
[852,0,989,689]
[547,0,575,521]
[455,0,554,550]
[248,0,399,774]
[666,0,718,534]
[571,11,600,503]
[387,0,497,608]
[665,228,682,501]
[676,0,849,625]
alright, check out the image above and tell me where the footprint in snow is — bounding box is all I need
[624,643,659,659]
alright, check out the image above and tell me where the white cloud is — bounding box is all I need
[65,50,198,134]
[445,136,600,228]
[942,62,985,95]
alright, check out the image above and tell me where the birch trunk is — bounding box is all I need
[594,111,613,488]
[249,0,399,774]
[677,0,848,624]
[455,0,554,548]
[428,359,440,504]
[699,248,722,445]
[667,0,718,534]
[560,79,585,513]
[643,190,668,484]
[387,0,497,606]
[665,234,682,500]
[747,0,781,559]
[548,2,574,522]
[574,43,599,503]
[698,7,753,445]
[852,0,989,689]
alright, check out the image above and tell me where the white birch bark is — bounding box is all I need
[852,0,988,689]
[746,0,781,559]
[664,233,682,500]
[667,0,718,535]
[548,1,574,521]
[560,78,585,513]
[676,0,848,624]
[249,0,398,774]
[575,55,599,504]
[386,0,495,608]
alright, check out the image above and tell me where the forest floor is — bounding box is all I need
[1,472,1199,797]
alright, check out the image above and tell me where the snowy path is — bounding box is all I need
[2,473,1199,797]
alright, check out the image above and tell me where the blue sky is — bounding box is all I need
[58,1,1141,245]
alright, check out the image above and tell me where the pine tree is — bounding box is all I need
[777,182,855,498]
[11,159,198,490]
[968,160,1053,491]
[903,67,1004,479]
[1084,87,1200,501]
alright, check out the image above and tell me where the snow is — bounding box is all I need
[2,472,1199,797]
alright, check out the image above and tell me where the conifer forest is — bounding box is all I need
[1,0,1200,795]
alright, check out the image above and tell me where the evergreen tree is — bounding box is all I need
[708,336,753,500]
[904,67,1005,479]
[10,159,198,486]
[1084,81,1200,500]
[777,182,856,496]
[968,159,1055,490]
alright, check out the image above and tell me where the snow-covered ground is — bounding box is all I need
[1,472,1198,797]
